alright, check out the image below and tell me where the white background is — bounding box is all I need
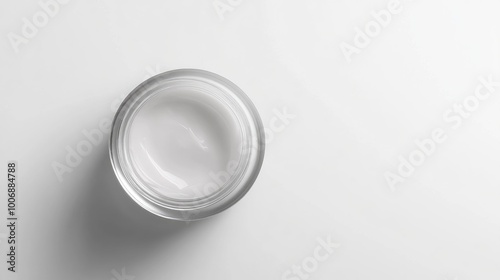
[1,0,500,279]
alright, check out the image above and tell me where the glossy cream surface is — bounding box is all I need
[127,88,243,200]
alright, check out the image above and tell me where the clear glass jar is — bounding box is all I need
[109,69,265,220]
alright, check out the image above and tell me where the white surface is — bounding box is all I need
[1,0,500,279]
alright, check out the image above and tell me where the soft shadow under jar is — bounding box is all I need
[110,69,265,220]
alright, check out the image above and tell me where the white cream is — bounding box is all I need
[127,88,243,200]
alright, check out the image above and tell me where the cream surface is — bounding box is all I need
[127,88,243,200]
